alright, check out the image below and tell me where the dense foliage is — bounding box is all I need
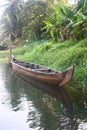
[43,0,87,41]
[0,0,24,42]
[1,0,85,45]
[0,0,49,45]
[20,1,49,43]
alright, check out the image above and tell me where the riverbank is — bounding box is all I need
[0,50,8,63]
[0,39,87,89]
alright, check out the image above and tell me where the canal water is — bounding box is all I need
[0,63,87,130]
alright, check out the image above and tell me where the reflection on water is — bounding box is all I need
[0,63,87,130]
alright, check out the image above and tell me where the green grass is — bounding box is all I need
[0,50,8,62]
[1,39,87,89]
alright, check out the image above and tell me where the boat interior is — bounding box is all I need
[13,58,58,73]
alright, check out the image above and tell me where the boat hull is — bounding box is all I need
[11,59,74,87]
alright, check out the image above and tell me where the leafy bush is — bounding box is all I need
[42,0,87,41]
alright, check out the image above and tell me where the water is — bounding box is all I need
[0,63,87,130]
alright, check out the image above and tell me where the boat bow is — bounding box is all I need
[59,66,74,87]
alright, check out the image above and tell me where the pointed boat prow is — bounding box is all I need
[59,66,74,87]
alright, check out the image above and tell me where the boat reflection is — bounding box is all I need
[13,72,73,118]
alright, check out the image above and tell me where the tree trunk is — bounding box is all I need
[8,34,12,65]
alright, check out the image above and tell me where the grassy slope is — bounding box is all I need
[0,39,87,89]
[13,39,87,89]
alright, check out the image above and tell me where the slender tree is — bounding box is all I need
[0,0,24,64]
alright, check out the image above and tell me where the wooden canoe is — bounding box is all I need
[11,58,74,87]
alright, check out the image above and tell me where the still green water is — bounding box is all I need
[0,63,87,130]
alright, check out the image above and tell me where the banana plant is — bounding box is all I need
[42,4,67,41]
[59,0,87,40]
[70,0,87,39]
